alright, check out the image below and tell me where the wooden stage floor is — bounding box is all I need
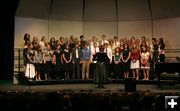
[1,80,180,94]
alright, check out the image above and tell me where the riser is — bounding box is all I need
[24,79,158,86]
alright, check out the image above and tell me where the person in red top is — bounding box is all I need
[130,43,140,80]
[119,40,124,52]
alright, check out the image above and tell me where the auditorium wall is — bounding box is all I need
[48,20,82,40]
[118,20,152,40]
[83,22,117,40]
[154,17,180,49]
[14,18,152,48]
[15,16,180,50]
[15,17,49,48]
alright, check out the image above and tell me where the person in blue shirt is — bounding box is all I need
[81,41,91,79]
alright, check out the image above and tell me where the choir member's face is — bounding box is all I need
[66,45,70,49]
[115,48,119,53]
[75,44,79,48]
[51,38,55,42]
[94,43,97,47]
[88,40,91,44]
[142,37,145,41]
[30,44,33,49]
[47,45,51,50]
[120,41,123,46]
[85,44,88,48]
[92,36,96,41]
[60,38,64,42]
[99,41,102,45]
[124,44,128,49]
[57,45,60,50]
[110,41,113,45]
[132,43,136,48]
[102,35,106,40]
[142,46,147,52]
[104,44,108,48]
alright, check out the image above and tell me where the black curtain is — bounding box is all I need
[0,0,19,80]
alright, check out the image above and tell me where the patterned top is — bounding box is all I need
[95,52,109,62]
[141,52,150,64]
[44,48,53,61]
[36,50,43,63]
[131,48,140,60]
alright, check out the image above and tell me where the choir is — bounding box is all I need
[23,34,166,81]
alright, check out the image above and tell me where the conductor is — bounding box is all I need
[94,45,109,88]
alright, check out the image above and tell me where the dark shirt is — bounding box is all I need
[153,44,159,55]
[63,50,71,61]
[123,49,130,60]
[69,42,75,51]
[153,44,158,51]
[95,52,109,62]
[159,43,165,50]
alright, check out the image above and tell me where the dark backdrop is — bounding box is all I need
[0,0,19,80]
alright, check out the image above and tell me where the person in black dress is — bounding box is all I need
[121,44,131,79]
[52,44,63,80]
[151,38,159,64]
[62,44,72,80]
[158,38,165,63]
[151,38,159,80]
[94,45,109,88]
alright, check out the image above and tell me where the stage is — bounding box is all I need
[1,80,180,93]
[1,80,180,111]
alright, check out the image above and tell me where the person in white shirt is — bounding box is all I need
[90,42,99,79]
[109,40,115,57]
[141,46,150,80]
[90,42,99,63]
[39,36,47,49]
[91,36,99,49]
[25,43,36,80]
[101,34,109,45]
[113,36,120,48]
[104,43,112,79]
[109,40,116,79]
[104,43,112,63]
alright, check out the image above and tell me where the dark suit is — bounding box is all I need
[72,47,82,79]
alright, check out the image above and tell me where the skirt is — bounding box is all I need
[94,62,108,84]
[43,61,52,73]
[141,62,150,69]
[25,63,35,78]
[113,62,122,74]
[130,60,140,69]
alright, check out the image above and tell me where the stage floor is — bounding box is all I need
[1,80,180,93]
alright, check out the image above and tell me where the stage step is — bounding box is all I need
[25,79,158,85]
[158,80,178,88]
[159,80,177,83]
[160,72,179,78]
[159,72,180,88]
